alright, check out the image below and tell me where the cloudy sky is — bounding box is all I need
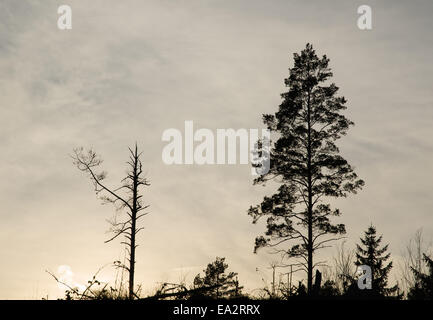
[0,0,432,299]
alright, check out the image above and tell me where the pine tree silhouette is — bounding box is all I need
[408,254,433,300]
[354,225,399,298]
[193,257,243,299]
[248,43,364,294]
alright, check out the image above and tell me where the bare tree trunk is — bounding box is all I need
[128,145,139,299]
[313,270,322,295]
[72,144,149,300]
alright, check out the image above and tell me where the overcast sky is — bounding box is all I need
[0,0,432,299]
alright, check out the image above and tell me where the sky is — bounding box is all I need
[0,0,432,299]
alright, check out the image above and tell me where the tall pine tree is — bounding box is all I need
[355,225,399,297]
[248,43,364,294]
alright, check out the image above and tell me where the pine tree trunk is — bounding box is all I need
[307,90,313,295]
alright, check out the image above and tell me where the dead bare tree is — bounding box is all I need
[332,241,356,293]
[72,144,150,299]
[146,283,222,300]
[400,229,432,296]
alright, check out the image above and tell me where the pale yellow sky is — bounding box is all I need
[0,0,432,299]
